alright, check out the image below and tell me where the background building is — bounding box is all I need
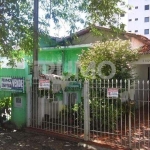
[120,0,150,39]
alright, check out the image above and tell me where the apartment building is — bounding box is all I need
[120,0,150,39]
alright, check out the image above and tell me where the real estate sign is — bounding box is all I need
[39,79,50,89]
[0,77,24,92]
[107,88,118,98]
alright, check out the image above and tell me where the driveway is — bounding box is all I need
[0,129,96,150]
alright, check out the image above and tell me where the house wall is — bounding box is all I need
[11,93,27,128]
[36,47,88,75]
[0,60,27,97]
[134,54,150,65]
[71,31,127,45]
[130,37,144,49]
[135,65,149,80]
[132,54,150,103]
[133,54,150,81]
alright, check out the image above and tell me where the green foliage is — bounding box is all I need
[76,39,138,131]
[0,0,33,62]
[79,39,140,80]
[59,101,84,126]
[60,97,134,131]
[59,70,136,131]
[0,97,11,117]
[61,39,140,131]
[0,0,127,65]
[41,0,126,34]
[89,98,129,131]
[0,97,11,109]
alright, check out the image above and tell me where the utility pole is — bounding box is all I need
[32,0,39,127]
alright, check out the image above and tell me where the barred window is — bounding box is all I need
[68,93,77,105]
[28,64,43,75]
[46,64,62,75]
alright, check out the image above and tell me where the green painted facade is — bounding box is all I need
[11,93,27,128]
[38,46,88,74]
[0,66,27,128]
[0,44,89,128]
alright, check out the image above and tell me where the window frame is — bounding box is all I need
[144,29,149,34]
[145,5,149,10]
[46,63,62,75]
[145,17,149,22]
[67,92,78,105]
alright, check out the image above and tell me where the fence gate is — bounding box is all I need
[30,79,85,139]
[88,79,150,149]
[29,79,150,149]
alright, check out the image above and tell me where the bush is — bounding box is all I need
[60,94,135,132]
[0,97,11,126]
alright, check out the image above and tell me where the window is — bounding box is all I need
[46,64,62,75]
[14,97,22,108]
[135,6,138,9]
[68,93,77,105]
[28,64,33,75]
[135,30,138,33]
[145,17,149,22]
[135,18,138,21]
[129,7,132,10]
[16,97,21,103]
[145,5,149,10]
[120,14,125,17]
[39,65,43,74]
[144,29,149,34]
[128,19,132,21]
[128,31,131,32]
[28,63,43,75]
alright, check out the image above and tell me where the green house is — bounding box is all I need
[1,26,148,128]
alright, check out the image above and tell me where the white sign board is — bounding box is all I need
[1,77,12,89]
[14,97,22,108]
[39,79,50,89]
[107,88,118,98]
[0,77,24,92]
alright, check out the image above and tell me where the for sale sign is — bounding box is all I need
[107,88,118,98]
[0,77,24,92]
[1,77,12,89]
[39,79,50,89]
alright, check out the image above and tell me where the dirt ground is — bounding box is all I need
[0,129,93,150]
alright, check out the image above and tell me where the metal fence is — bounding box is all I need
[30,79,84,139]
[29,79,150,149]
[88,80,150,149]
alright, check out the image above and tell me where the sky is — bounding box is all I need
[39,3,85,38]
